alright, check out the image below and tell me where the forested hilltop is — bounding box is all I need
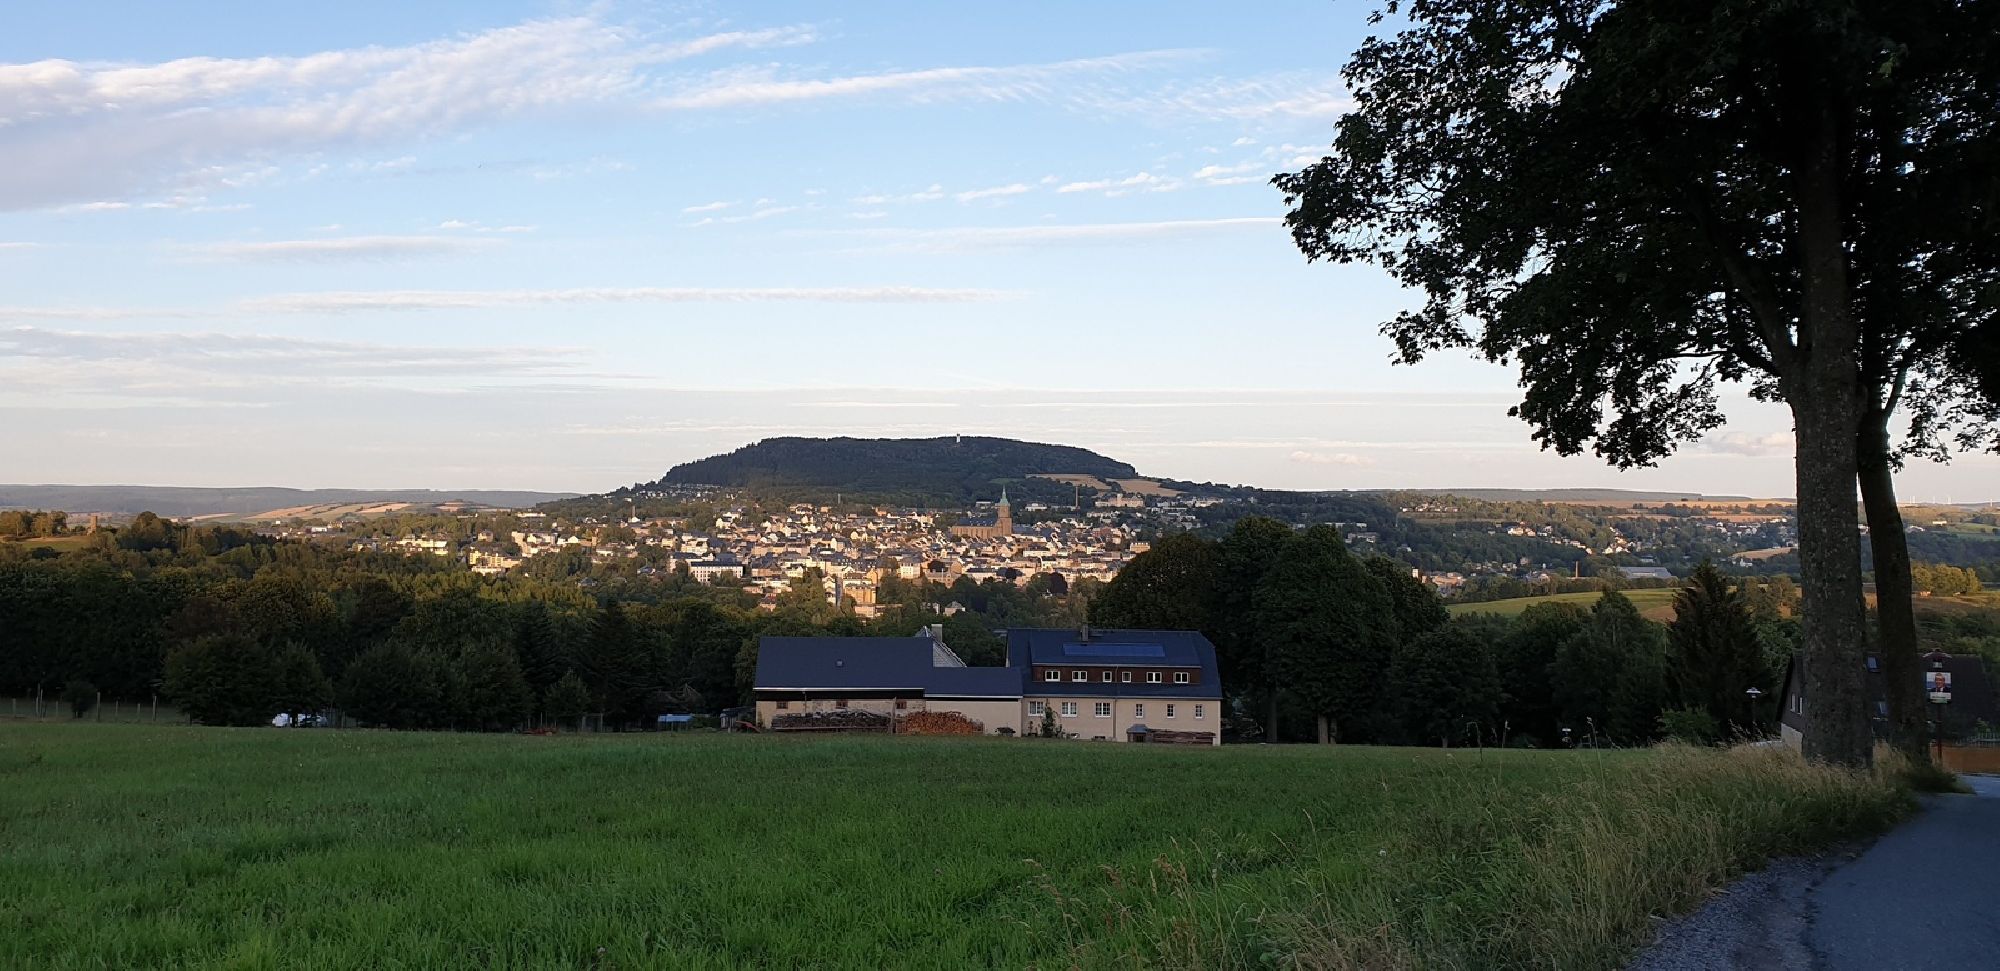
[641,436,1137,505]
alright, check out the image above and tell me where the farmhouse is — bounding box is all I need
[1014,628,1223,745]
[751,626,1223,743]
[753,629,1021,733]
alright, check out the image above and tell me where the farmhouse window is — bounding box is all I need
[895,699,908,710]
[1174,672,1190,684]
[1134,703,1145,718]
[1147,672,1162,684]
[1060,702,1078,717]
[775,700,789,710]
[1120,671,1132,683]
[1094,702,1111,718]
[1071,670,1087,682]
[1194,704,1205,719]
[1045,670,1060,682]
[1028,701,1045,716]
[1166,704,1176,718]
[1101,671,1113,683]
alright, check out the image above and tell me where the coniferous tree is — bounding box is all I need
[1668,562,1771,736]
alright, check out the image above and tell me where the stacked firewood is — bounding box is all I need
[770,709,890,731]
[1142,729,1216,746]
[897,711,984,735]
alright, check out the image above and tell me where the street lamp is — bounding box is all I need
[1744,686,1765,738]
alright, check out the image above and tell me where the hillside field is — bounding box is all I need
[0,724,1910,969]
[1450,587,1682,621]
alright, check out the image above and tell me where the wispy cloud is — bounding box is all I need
[825,216,1278,251]
[1289,449,1374,467]
[1056,171,1180,195]
[954,183,1032,203]
[0,19,812,210]
[0,325,594,406]
[681,200,734,213]
[651,50,1195,111]
[185,235,499,262]
[1702,431,1795,457]
[237,286,1015,314]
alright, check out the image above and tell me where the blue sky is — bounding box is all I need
[2,2,1992,499]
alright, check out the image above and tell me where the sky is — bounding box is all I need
[2,1,1993,500]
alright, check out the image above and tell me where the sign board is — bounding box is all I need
[1926,670,1952,704]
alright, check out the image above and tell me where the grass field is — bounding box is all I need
[0,725,1912,969]
[1449,587,1681,621]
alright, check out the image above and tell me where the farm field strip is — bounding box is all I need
[0,724,1909,969]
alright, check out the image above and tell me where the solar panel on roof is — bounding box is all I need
[1061,642,1166,658]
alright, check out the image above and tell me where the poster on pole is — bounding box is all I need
[1926,670,1952,704]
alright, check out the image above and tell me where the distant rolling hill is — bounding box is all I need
[642,436,1138,505]
[0,486,577,521]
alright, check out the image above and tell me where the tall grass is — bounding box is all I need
[0,725,1910,969]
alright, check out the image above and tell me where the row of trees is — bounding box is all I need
[1911,563,1986,598]
[0,510,68,539]
[1091,518,1788,747]
[0,527,1094,730]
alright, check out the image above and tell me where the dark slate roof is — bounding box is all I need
[1007,628,1223,700]
[925,665,1024,699]
[754,636,1023,698]
[755,637,934,690]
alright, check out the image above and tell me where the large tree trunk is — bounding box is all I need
[1790,103,1873,768]
[1858,414,1928,761]
[1316,714,1330,744]
[1266,690,1279,744]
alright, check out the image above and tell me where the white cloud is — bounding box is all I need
[1703,431,1795,457]
[681,200,734,213]
[0,326,593,404]
[1075,74,1351,121]
[1289,449,1375,467]
[1055,171,1181,196]
[954,183,1032,203]
[185,235,499,262]
[236,286,1014,314]
[827,216,1278,251]
[651,50,1194,111]
[0,19,812,210]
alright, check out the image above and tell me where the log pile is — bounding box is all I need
[897,711,984,735]
[1139,729,1215,746]
[769,709,890,732]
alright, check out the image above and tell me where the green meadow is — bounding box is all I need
[1448,587,1682,621]
[1,724,1910,969]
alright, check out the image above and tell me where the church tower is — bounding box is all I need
[995,488,1013,534]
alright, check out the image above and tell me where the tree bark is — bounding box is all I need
[1790,101,1873,768]
[1858,414,1928,760]
[1316,713,1330,744]
[1266,690,1279,744]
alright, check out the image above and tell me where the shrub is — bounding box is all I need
[61,680,96,719]
[1658,706,1723,746]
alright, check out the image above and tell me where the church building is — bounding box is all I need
[950,489,1015,540]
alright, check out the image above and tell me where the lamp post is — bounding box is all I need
[1744,686,1764,739]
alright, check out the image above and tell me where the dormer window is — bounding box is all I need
[1101,670,1113,683]
[1120,671,1132,683]
[1174,672,1190,685]
[1147,672,1162,684]
[1044,670,1060,682]
[1071,670,1087,682]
